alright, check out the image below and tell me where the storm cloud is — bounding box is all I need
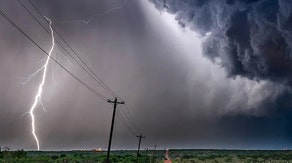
[150,0,292,85]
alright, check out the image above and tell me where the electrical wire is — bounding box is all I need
[117,109,138,136]
[0,8,108,102]
[17,0,144,137]
[121,105,142,134]
[27,0,120,99]
[24,0,144,136]
[18,0,117,99]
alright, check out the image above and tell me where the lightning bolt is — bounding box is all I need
[29,16,55,151]
[66,0,128,24]
[23,0,126,150]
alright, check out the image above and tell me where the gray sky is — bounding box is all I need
[0,0,292,151]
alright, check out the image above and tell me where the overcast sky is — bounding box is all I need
[0,0,292,150]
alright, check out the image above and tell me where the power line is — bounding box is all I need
[119,105,142,134]
[2,1,148,153]
[19,0,144,137]
[23,0,144,135]
[18,0,116,98]
[27,0,121,99]
[24,0,145,133]
[117,110,137,136]
[17,0,115,99]
[123,104,142,133]
[116,104,143,137]
[0,7,108,102]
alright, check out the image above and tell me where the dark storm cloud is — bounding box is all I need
[150,0,292,85]
[146,0,292,149]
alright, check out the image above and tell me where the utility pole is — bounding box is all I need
[106,97,124,163]
[136,134,146,163]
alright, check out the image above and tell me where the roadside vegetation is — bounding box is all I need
[1,148,292,163]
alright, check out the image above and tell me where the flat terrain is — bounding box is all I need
[1,149,292,162]
[167,149,292,163]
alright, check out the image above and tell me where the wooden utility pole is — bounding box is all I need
[106,97,124,163]
[136,134,146,163]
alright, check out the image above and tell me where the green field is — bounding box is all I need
[1,149,292,162]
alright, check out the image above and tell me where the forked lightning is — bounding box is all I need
[29,16,55,150]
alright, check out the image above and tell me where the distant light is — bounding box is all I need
[93,148,103,152]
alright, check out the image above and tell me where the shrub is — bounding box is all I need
[60,154,66,158]
[51,155,59,160]
[13,150,27,158]
[225,156,233,162]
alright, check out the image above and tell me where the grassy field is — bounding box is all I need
[1,149,292,162]
[166,149,292,163]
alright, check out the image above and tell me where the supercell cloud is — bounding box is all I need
[150,0,292,85]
